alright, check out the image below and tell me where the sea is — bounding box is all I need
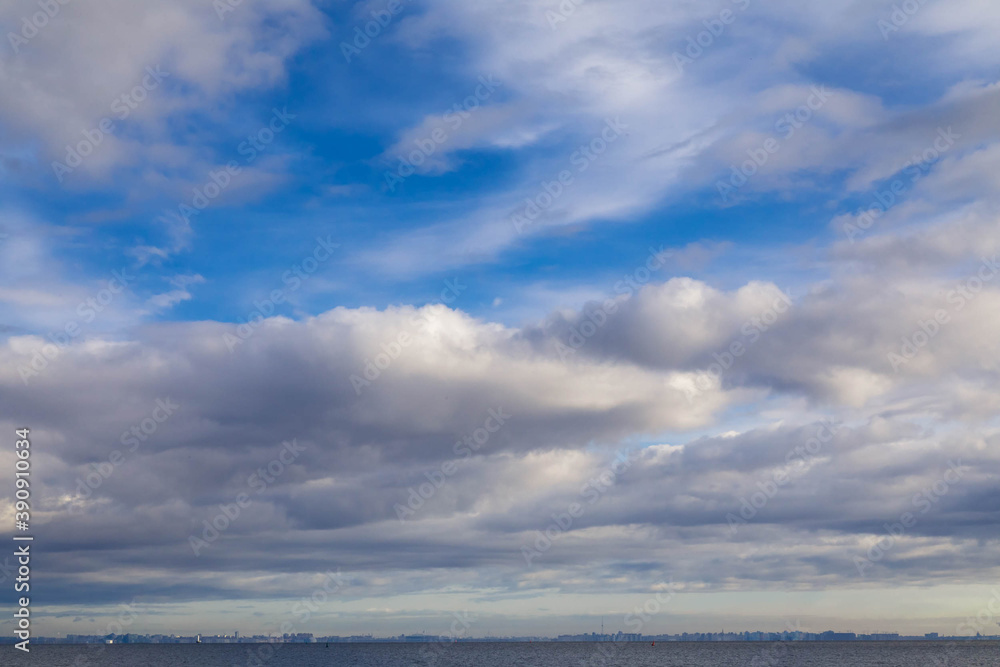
[5,640,998,666]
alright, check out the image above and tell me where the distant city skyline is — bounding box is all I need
[15,627,1000,645]
[24,585,1000,638]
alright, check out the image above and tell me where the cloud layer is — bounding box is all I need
[1,0,999,638]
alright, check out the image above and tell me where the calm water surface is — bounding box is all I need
[7,640,998,666]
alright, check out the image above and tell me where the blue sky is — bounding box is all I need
[2,0,1000,639]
